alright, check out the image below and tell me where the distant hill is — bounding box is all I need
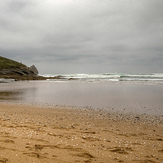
[0,56,44,80]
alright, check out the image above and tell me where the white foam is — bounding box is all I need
[42,73,163,84]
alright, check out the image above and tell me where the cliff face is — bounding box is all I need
[0,56,42,80]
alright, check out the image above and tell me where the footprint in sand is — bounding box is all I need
[0,158,8,163]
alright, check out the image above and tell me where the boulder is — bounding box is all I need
[30,65,39,75]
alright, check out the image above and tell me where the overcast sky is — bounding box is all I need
[0,0,163,74]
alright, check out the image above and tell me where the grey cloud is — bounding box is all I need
[5,0,34,13]
[0,0,163,74]
[137,1,163,28]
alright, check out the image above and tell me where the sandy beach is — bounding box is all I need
[0,103,162,163]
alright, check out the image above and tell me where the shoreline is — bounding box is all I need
[1,80,163,117]
[0,103,163,163]
[1,101,163,124]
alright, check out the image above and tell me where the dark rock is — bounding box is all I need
[30,65,39,75]
[0,56,43,80]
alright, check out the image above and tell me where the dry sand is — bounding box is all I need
[0,103,163,163]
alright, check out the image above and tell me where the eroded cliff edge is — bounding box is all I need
[0,56,45,81]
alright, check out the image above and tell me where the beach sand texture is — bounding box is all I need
[0,103,163,163]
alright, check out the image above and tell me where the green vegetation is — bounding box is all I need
[0,56,46,81]
[0,56,27,69]
[0,56,60,81]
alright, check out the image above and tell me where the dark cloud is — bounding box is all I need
[0,0,163,74]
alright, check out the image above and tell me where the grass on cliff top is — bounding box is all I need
[0,56,27,69]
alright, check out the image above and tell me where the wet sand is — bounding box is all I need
[0,103,163,163]
[1,81,163,115]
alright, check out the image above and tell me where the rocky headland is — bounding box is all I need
[0,56,46,81]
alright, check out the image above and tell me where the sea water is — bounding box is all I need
[0,74,163,115]
[43,73,163,83]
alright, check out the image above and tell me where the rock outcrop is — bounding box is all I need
[30,65,39,75]
[0,56,44,80]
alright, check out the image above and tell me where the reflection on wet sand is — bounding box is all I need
[0,81,163,115]
[0,91,22,101]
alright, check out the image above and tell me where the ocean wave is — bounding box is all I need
[42,73,163,83]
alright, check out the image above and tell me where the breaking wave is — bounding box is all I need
[43,73,163,83]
